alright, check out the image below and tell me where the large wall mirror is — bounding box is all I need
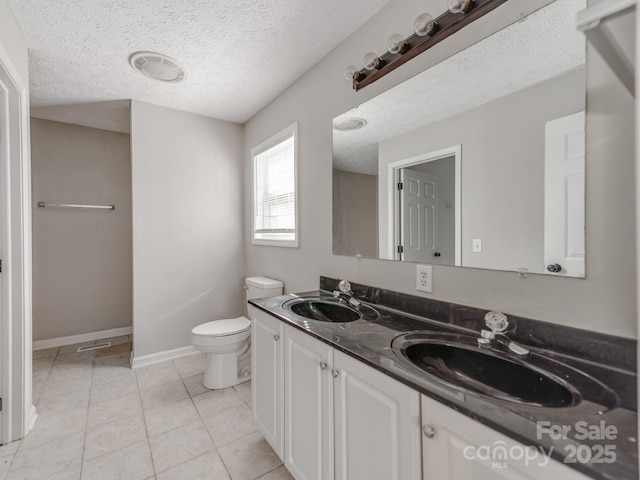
[333,0,586,278]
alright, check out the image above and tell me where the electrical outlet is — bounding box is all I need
[416,265,433,293]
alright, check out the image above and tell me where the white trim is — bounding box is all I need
[577,0,636,97]
[251,122,299,248]
[0,39,32,443]
[28,405,37,431]
[32,326,133,351]
[130,345,200,369]
[387,145,462,265]
[577,0,635,31]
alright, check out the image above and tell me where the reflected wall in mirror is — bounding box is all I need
[332,0,586,278]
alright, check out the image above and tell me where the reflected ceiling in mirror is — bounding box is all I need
[332,0,587,278]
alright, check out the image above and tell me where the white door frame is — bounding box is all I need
[387,145,462,265]
[0,42,33,444]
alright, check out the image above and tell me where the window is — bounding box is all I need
[252,123,298,247]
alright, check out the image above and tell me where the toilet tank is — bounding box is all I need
[245,276,283,301]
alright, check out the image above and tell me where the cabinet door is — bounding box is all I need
[250,306,284,458]
[284,326,334,480]
[333,350,422,480]
[421,395,590,480]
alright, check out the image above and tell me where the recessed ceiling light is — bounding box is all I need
[333,117,367,131]
[129,51,186,83]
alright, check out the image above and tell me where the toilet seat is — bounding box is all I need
[192,316,251,337]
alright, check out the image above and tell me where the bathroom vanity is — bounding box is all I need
[249,278,637,480]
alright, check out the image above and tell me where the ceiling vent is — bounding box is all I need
[333,117,367,131]
[129,52,186,83]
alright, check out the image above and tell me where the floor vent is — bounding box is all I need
[77,342,112,353]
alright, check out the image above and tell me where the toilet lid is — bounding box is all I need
[192,317,251,337]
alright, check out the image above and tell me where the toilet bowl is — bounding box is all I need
[191,277,283,390]
[192,317,252,390]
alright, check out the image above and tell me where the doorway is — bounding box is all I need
[0,52,33,444]
[389,145,461,265]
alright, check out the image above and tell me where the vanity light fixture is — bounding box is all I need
[363,52,382,70]
[344,65,365,82]
[448,0,474,14]
[414,13,437,37]
[387,33,408,55]
[346,0,508,90]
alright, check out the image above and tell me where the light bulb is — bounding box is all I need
[448,0,472,14]
[414,13,435,36]
[387,33,406,55]
[344,65,359,81]
[363,52,381,71]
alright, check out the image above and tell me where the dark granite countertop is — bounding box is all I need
[249,279,638,480]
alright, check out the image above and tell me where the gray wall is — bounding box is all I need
[131,101,244,359]
[333,169,377,258]
[31,119,132,341]
[379,68,584,274]
[244,0,636,338]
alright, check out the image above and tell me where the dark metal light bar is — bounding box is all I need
[351,0,509,91]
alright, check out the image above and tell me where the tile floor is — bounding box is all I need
[0,336,293,480]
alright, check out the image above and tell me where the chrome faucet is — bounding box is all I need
[477,311,529,356]
[333,280,361,307]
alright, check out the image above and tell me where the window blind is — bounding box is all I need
[254,133,296,242]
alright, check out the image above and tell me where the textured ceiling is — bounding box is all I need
[8,0,389,124]
[333,0,587,175]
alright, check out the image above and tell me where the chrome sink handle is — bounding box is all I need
[484,311,508,333]
[478,311,529,356]
[337,280,352,294]
[333,280,361,307]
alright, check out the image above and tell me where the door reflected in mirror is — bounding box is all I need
[332,0,586,278]
[392,145,461,266]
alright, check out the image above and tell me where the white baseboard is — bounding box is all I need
[130,345,200,369]
[33,326,133,351]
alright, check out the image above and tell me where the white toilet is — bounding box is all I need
[191,276,283,390]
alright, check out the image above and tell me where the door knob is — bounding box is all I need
[434,252,441,257]
[423,425,435,439]
[546,263,562,273]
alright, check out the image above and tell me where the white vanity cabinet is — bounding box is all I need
[251,307,422,480]
[421,396,590,480]
[283,328,422,480]
[284,325,334,480]
[250,306,285,458]
[333,349,422,480]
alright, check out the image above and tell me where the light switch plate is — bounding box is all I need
[416,265,433,293]
[472,238,483,253]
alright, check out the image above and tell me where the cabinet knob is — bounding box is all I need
[319,362,327,370]
[273,334,280,341]
[331,369,339,378]
[423,425,435,439]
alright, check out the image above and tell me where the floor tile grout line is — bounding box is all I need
[136,363,159,479]
[176,362,236,479]
[80,353,97,470]
[256,463,287,479]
